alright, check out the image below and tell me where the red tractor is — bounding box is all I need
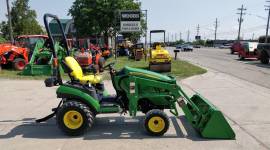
[0,35,48,70]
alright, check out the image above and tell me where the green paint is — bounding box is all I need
[100,105,120,113]
[179,92,235,139]
[56,85,100,112]
[21,41,66,76]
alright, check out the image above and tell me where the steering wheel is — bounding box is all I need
[103,62,115,70]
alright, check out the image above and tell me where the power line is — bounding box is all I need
[237,4,247,41]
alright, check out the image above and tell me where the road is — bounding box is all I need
[168,47,270,89]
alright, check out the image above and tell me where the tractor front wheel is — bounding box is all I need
[260,50,269,64]
[144,109,169,136]
[56,101,94,136]
[13,58,26,71]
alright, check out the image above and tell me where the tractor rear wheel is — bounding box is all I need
[56,101,94,136]
[13,58,26,71]
[260,50,269,64]
[144,109,169,136]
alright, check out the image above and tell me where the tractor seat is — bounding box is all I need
[64,56,101,84]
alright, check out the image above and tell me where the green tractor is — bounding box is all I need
[21,37,66,76]
[37,14,235,139]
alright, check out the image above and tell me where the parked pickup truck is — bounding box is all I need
[257,36,270,64]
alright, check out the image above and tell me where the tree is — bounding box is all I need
[0,35,7,43]
[193,40,205,46]
[0,21,10,40]
[0,0,43,39]
[69,0,146,42]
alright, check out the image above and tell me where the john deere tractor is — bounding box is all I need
[149,30,172,72]
[37,14,235,139]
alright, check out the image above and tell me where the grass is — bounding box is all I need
[0,57,207,80]
[105,57,207,79]
[0,69,50,80]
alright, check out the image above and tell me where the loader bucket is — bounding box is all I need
[180,94,235,139]
[21,64,52,76]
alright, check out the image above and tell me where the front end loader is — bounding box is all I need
[37,13,235,139]
[21,40,66,76]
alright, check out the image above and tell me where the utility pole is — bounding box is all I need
[214,18,218,43]
[237,4,247,41]
[187,30,190,42]
[167,32,170,43]
[6,0,14,43]
[265,1,270,43]
[196,24,200,36]
[179,32,182,41]
[142,10,148,49]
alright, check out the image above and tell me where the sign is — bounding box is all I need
[195,36,201,40]
[121,21,141,32]
[120,11,141,32]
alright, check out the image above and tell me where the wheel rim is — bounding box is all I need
[63,110,83,129]
[17,61,25,69]
[148,116,165,133]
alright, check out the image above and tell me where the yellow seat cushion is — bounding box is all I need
[80,75,102,84]
[64,56,101,84]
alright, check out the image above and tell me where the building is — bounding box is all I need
[49,19,76,38]
[49,19,114,49]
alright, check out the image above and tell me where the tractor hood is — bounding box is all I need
[123,66,176,83]
[0,43,27,55]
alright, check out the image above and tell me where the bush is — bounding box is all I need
[0,36,6,43]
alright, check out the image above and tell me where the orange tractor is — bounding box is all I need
[0,35,48,70]
[73,40,106,73]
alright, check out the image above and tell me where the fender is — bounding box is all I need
[56,84,100,113]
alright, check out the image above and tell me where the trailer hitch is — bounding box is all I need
[36,100,62,123]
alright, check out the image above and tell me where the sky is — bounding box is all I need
[0,0,268,41]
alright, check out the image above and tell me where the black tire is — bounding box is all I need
[144,109,170,136]
[239,54,245,60]
[12,58,26,71]
[230,49,234,54]
[260,50,269,64]
[56,101,94,136]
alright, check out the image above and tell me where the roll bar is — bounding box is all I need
[43,13,69,57]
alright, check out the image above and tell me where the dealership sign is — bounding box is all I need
[120,11,141,32]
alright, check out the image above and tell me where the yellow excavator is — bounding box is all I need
[149,30,171,72]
